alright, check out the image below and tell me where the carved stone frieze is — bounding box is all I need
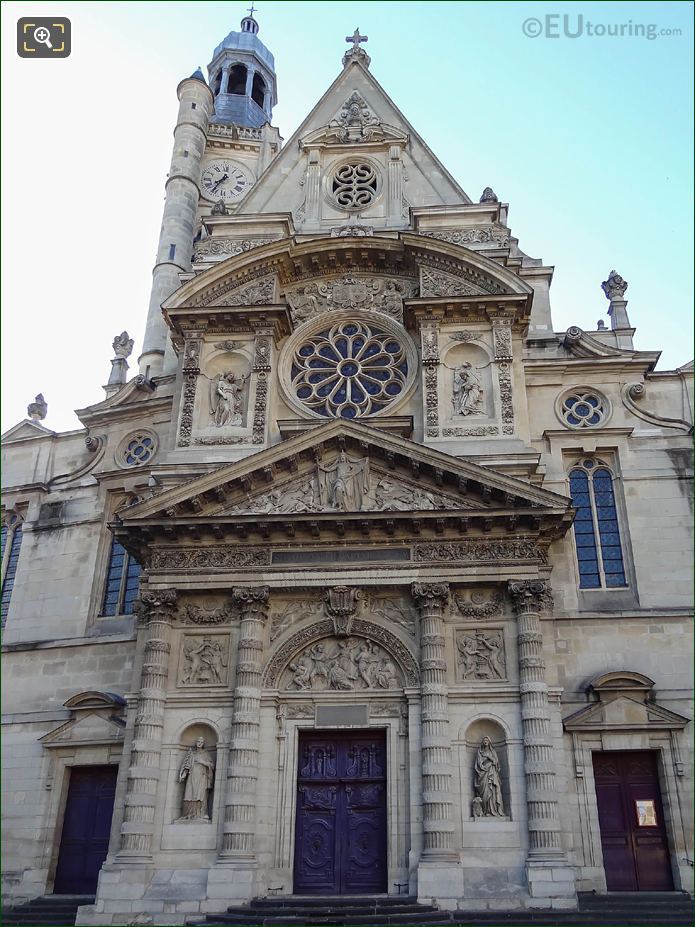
[270,599,323,641]
[192,436,248,446]
[415,539,546,564]
[442,426,499,437]
[455,629,506,681]
[368,598,416,637]
[284,636,401,691]
[286,704,315,719]
[194,238,274,260]
[284,275,417,324]
[178,339,201,447]
[420,267,495,298]
[178,634,229,686]
[180,602,235,625]
[496,362,515,435]
[449,331,487,344]
[199,274,276,308]
[421,227,511,248]
[213,340,245,352]
[424,364,439,438]
[150,547,270,571]
[492,321,513,361]
[454,591,503,618]
[263,619,419,688]
[369,702,403,718]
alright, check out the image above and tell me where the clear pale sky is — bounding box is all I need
[2,1,693,433]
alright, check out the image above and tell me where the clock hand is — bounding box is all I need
[211,173,229,193]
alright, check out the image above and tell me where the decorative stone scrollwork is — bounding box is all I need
[442,425,499,437]
[325,586,362,636]
[421,228,510,248]
[232,585,270,618]
[508,580,553,615]
[150,547,270,571]
[415,540,546,564]
[180,602,234,625]
[194,237,273,260]
[454,591,503,618]
[285,275,414,324]
[420,266,497,298]
[455,629,506,681]
[411,582,450,611]
[496,362,514,435]
[492,321,513,361]
[199,274,276,309]
[328,92,383,143]
[135,588,178,622]
[178,340,201,447]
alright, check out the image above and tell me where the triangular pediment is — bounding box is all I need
[240,59,470,217]
[563,694,690,732]
[1,419,56,442]
[119,419,572,526]
[40,711,126,748]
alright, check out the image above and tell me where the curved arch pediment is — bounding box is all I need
[263,618,419,690]
[164,232,532,313]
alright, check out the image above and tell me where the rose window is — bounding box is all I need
[291,320,408,419]
[331,162,378,209]
[561,390,607,428]
[119,432,157,467]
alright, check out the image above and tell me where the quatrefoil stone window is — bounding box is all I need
[290,319,412,419]
[330,161,379,210]
[559,389,609,428]
[117,431,158,467]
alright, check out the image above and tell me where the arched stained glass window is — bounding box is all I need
[569,458,626,589]
[1,514,24,629]
[101,537,141,616]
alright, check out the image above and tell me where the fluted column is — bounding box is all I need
[118,589,177,859]
[509,580,575,901]
[411,583,454,854]
[220,586,269,858]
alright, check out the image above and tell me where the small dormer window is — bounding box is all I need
[228,64,247,95]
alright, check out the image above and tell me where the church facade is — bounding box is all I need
[2,14,693,924]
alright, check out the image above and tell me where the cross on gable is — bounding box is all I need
[345,28,368,50]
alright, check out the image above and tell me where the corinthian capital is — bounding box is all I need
[508,580,553,615]
[135,588,178,622]
[411,582,450,612]
[233,585,270,621]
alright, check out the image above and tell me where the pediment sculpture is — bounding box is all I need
[284,275,417,324]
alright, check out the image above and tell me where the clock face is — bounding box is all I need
[201,160,252,201]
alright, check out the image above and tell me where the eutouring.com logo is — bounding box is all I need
[522,15,683,40]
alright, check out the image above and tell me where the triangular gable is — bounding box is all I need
[120,419,572,524]
[241,58,470,216]
[1,419,56,442]
[40,710,126,748]
[563,694,690,732]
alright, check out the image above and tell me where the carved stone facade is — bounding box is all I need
[2,13,692,927]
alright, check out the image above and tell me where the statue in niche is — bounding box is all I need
[473,736,505,817]
[178,737,215,821]
[181,636,228,685]
[209,371,249,427]
[452,362,484,416]
[317,452,370,512]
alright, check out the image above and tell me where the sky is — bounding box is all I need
[1,0,693,434]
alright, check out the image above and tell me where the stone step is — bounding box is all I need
[0,894,93,927]
[252,896,419,908]
[227,903,439,916]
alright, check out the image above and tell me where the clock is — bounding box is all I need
[201,160,252,202]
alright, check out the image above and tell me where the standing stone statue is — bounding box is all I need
[209,371,249,426]
[178,737,215,821]
[473,736,505,817]
[452,362,483,416]
[317,451,370,512]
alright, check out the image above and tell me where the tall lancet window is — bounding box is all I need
[569,458,627,589]
[1,512,24,629]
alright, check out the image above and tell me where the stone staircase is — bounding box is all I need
[190,892,694,927]
[0,895,95,926]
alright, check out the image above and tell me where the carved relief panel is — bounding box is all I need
[281,636,403,691]
[454,628,507,682]
[177,633,230,687]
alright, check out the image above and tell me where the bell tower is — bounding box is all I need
[207,9,277,127]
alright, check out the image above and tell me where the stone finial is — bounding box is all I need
[597,319,607,331]
[601,269,628,302]
[480,187,499,203]
[343,27,371,68]
[27,393,47,421]
[211,198,228,216]
[112,331,134,359]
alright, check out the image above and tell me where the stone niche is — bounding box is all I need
[161,722,220,851]
[463,718,511,822]
[192,342,254,444]
[441,340,495,423]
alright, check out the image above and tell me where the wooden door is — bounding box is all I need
[593,751,673,891]
[54,766,118,894]
[294,731,387,894]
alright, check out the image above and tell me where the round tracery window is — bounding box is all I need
[559,389,609,428]
[117,431,158,468]
[291,319,410,419]
[331,161,379,210]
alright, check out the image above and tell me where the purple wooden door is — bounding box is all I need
[593,751,673,891]
[54,766,118,894]
[294,732,387,894]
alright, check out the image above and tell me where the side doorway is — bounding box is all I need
[593,751,673,891]
[53,766,118,894]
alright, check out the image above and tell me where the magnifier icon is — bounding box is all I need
[33,26,53,48]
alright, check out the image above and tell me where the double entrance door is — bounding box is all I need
[593,751,673,891]
[294,730,387,894]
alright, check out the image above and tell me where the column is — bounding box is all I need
[411,583,462,907]
[213,587,269,899]
[387,144,403,225]
[118,589,177,859]
[245,66,256,98]
[221,65,231,95]
[508,580,576,903]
